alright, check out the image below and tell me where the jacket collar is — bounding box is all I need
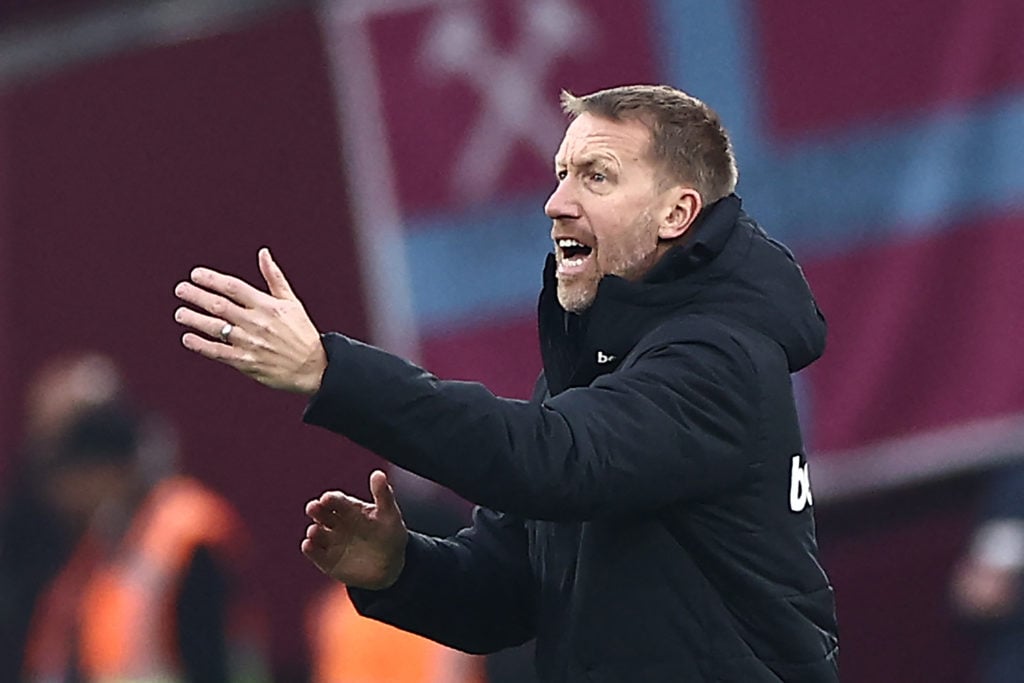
[538,195,742,395]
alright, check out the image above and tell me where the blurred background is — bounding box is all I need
[1,0,1023,681]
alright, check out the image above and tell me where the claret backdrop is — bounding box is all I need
[2,0,1023,680]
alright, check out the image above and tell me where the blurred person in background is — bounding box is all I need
[0,353,125,681]
[305,466,486,683]
[18,380,269,682]
[174,84,839,681]
[952,461,1024,682]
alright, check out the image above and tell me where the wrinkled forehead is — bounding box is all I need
[554,113,654,166]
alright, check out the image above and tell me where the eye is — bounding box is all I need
[590,172,606,183]
[556,169,567,181]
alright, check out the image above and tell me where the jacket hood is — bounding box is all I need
[538,195,826,391]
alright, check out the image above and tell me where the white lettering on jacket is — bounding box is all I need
[789,454,814,513]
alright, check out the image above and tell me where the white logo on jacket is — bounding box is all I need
[789,454,814,513]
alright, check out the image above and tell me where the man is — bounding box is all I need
[0,353,124,680]
[21,397,269,682]
[174,84,840,681]
[952,461,1024,682]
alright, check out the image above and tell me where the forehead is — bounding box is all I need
[555,112,653,165]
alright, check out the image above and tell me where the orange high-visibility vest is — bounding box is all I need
[307,583,486,683]
[24,476,267,683]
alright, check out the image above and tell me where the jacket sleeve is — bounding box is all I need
[347,506,537,654]
[304,331,757,521]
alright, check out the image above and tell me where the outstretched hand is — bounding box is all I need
[302,470,409,590]
[174,247,327,394]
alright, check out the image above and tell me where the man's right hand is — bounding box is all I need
[302,470,409,590]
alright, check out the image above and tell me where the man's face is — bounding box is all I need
[545,112,670,313]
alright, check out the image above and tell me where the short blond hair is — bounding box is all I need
[560,85,738,204]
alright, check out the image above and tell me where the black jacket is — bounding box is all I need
[304,195,840,681]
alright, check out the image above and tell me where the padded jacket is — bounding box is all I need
[304,195,840,682]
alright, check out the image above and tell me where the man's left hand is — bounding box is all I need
[174,247,327,395]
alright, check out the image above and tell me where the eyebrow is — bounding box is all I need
[554,154,619,172]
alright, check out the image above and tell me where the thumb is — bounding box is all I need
[258,247,297,300]
[369,470,402,522]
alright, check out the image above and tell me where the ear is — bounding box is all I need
[657,188,702,241]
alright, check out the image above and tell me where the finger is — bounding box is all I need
[175,281,248,324]
[181,331,251,368]
[189,266,270,309]
[259,247,297,301]
[174,306,251,346]
[301,539,331,569]
[312,491,368,526]
[305,499,339,529]
[369,470,401,522]
[305,522,333,548]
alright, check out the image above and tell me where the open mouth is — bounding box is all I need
[557,238,593,269]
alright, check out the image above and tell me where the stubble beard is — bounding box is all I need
[556,275,598,314]
[556,212,659,314]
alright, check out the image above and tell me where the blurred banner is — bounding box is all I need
[318,0,657,396]
[741,0,1024,496]
[321,0,1024,498]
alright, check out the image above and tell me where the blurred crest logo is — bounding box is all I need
[418,0,593,203]
[344,0,658,214]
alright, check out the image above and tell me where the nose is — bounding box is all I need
[544,178,580,220]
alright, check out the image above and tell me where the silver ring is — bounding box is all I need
[218,322,234,343]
